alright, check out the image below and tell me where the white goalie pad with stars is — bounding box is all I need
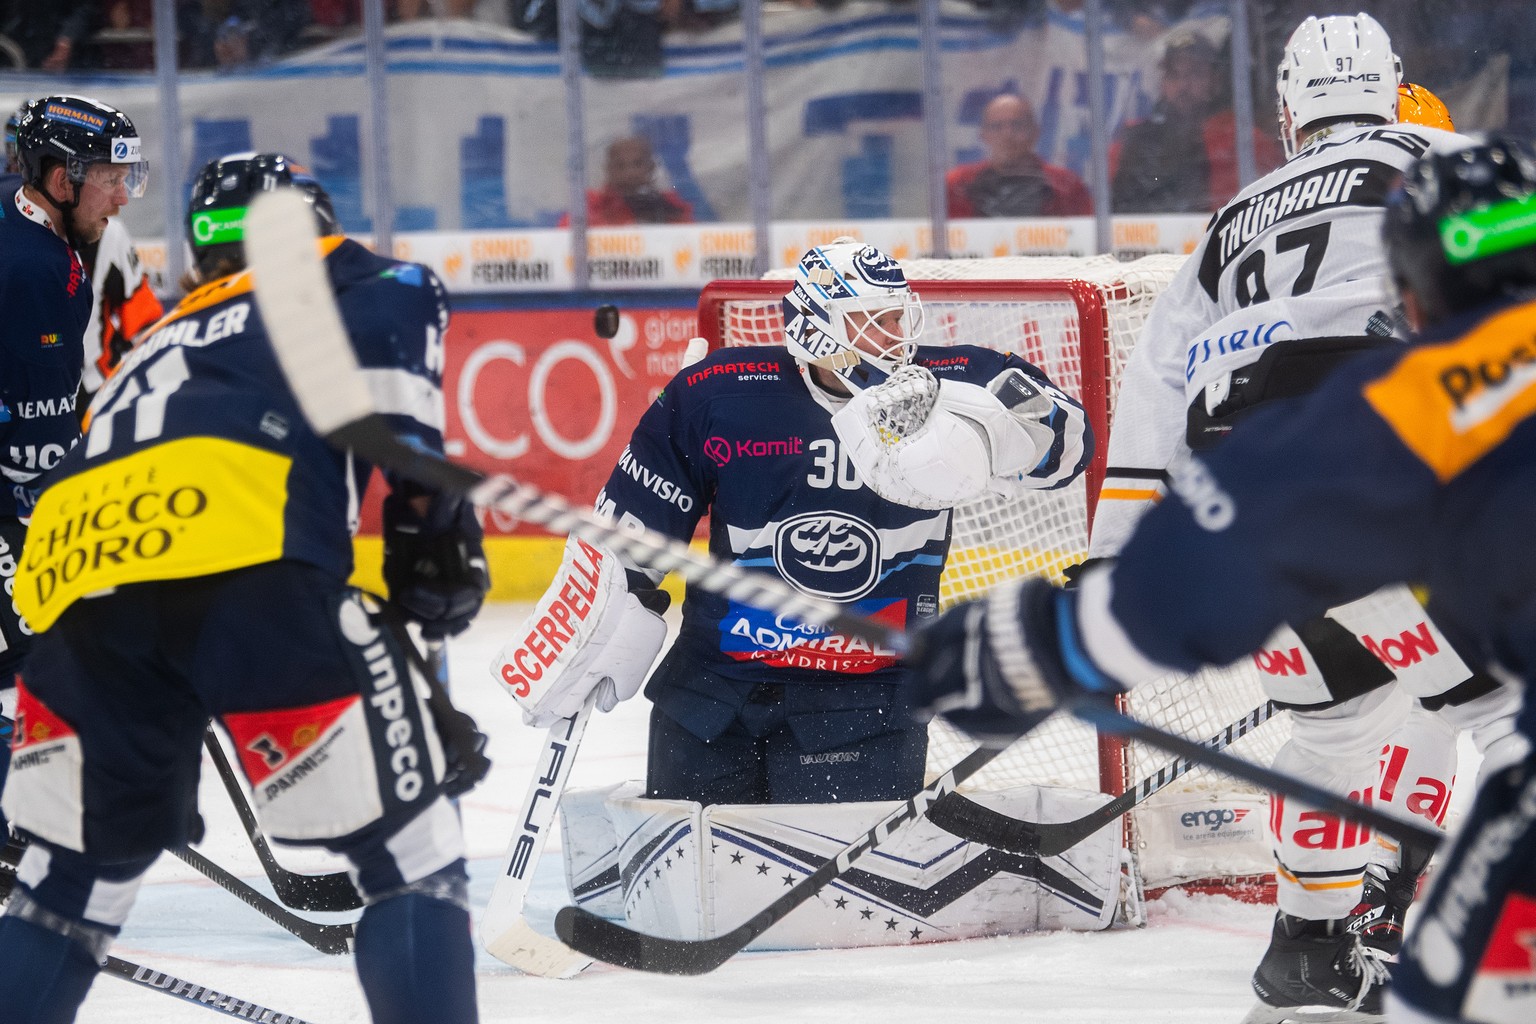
[559,782,1131,947]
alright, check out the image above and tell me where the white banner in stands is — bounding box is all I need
[135,215,1205,295]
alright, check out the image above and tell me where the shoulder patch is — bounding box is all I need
[381,264,424,287]
[1364,303,1536,482]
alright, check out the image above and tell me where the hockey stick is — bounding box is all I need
[927,701,1280,858]
[478,693,596,978]
[170,844,355,956]
[1,842,319,1022]
[553,742,1004,974]
[203,729,363,912]
[101,956,320,1024]
[243,192,1442,873]
[243,192,884,649]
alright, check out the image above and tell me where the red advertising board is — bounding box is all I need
[358,304,698,538]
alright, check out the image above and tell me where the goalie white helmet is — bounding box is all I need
[1276,12,1401,159]
[782,238,924,377]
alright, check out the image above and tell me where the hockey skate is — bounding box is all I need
[1345,865,1410,960]
[1346,840,1433,961]
[1241,912,1389,1024]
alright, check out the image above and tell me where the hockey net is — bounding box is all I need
[697,254,1286,895]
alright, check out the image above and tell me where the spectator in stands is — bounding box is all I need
[395,0,479,17]
[1,0,97,71]
[93,0,153,70]
[1110,29,1283,214]
[180,0,310,68]
[946,93,1093,218]
[562,135,694,227]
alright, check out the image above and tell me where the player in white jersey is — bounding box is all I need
[1089,14,1520,1023]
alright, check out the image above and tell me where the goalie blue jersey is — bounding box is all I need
[596,344,1088,687]
[17,237,449,632]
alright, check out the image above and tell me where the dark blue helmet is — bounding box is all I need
[1384,135,1536,324]
[187,152,339,277]
[15,95,147,197]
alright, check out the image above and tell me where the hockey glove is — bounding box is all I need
[432,697,492,799]
[903,576,1124,746]
[383,488,490,640]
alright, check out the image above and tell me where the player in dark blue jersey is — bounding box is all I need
[906,137,1536,1024]
[498,238,1090,807]
[0,93,148,877]
[0,154,490,1024]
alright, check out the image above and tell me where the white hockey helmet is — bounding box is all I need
[1276,13,1401,159]
[782,237,924,377]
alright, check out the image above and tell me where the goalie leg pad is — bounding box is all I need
[611,786,1124,948]
[610,795,707,941]
[560,781,642,920]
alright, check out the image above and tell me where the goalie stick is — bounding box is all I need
[203,729,362,912]
[927,701,1280,858]
[478,693,596,978]
[244,190,1446,961]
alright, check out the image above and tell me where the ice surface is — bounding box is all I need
[77,604,1279,1023]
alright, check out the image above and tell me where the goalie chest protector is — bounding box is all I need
[596,344,1026,687]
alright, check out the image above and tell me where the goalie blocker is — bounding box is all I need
[494,534,669,728]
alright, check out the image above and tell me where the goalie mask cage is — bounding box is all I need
[697,254,1284,899]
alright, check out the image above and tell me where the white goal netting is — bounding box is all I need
[699,254,1289,891]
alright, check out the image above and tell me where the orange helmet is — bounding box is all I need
[1397,83,1455,132]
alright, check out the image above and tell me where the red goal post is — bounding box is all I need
[696,254,1286,896]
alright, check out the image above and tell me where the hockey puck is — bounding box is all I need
[593,304,620,339]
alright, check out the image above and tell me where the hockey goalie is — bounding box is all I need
[490,238,1134,953]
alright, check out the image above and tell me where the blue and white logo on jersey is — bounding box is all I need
[773,511,880,600]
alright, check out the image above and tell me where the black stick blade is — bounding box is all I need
[555,907,735,976]
[925,793,1045,857]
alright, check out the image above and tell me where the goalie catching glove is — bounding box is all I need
[494,535,669,728]
[833,364,1063,510]
[903,573,1126,746]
